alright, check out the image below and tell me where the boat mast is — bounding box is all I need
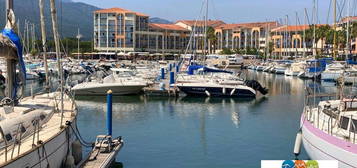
[49,0,64,126]
[333,0,337,59]
[313,0,317,57]
[77,28,82,60]
[304,8,308,58]
[295,12,298,59]
[345,0,351,61]
[39,0,50,90]
[5,0,16,101]
[203,0,208,65]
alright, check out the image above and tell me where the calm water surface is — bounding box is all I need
[74,70,337,168]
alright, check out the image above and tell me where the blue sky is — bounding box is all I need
[73,0,353,24]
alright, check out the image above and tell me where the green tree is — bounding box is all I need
[220,48,233,55]
[206,27,217,54]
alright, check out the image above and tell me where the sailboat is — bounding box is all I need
[294,1,357,167]
[0,1,83,167]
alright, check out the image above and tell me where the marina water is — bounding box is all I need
[68,70,326,168]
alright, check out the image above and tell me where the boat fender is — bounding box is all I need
[72,140,82,165]
[64,154,75,168]
[222,87,226,95]
[205,90,211,97]
[230,88,236,96]
[293,131,302,159]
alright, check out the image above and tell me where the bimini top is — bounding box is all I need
[187,65,233,75]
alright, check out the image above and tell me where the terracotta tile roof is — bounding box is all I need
[216,21,279,30]
[340,16,357,23]
[95,8,148,17]
[175,20,225,27]
[149,23,188,31]
[271,24,328,32]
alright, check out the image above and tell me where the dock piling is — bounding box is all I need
[161,68,165,80]
[170,72,175,86]
[107,90,112,136]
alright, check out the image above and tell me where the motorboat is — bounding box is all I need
[321,63,345,81]
[72,68,148,96]
[175,65,268,98]
[285,61,306,76]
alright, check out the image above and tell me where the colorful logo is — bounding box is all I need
[282,160,295,168]
[281,160,319,168]
[306,160,319,168]
[295,160,307,168]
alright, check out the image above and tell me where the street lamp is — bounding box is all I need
[76,28,82,60]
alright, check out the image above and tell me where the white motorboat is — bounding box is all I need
[285,62,306,76]
[344,68,357,84]
[72,68,147,96]
[321,63,345,81]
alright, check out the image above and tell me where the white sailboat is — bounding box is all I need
[0,1,83,167]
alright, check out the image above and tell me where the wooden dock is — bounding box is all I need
[82,135,123,168]
[144,87,179,97]
[144,78,180,97]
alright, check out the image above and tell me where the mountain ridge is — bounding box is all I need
[0,0,99,40]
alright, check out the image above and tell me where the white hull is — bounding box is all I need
[321,72,342,81]
[301,117,357,168]
[0,92,78,168]
[3,120,76,168]
[73,83,146,96]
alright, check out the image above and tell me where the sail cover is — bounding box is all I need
[1,28,26,100]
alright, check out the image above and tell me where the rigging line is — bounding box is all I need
[183,0,206,55]
[305,9,312,25]
[327,0,332,24]
[354,0,357,16]
[316,0,320,24]
[337,0,347,22]
[210,0,219,21]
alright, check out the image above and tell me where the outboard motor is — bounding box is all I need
[245,80,268,95]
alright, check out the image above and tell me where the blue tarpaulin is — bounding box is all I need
[187,65,233,75]
[1,28,26,100]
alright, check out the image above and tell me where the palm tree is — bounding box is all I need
[206,27,217,54]
[316,25,332,55]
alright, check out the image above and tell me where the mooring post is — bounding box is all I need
[170,71,175,87]
[161,68,165,80]
[107,90,113,136]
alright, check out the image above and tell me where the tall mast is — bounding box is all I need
[39,0,49,89]
[77,28,82,60]
[346,0,351,61]
[203,0,208,62]
[49,0,64,126]
[5,0,13,20]
[313,0,317,56]
[5,0,15,100]
[333,0,337,59]
[304,8,308,58]
[295,12,298,58]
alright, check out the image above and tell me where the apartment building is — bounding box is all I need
[214,21,279,53]
[94,8,190,53]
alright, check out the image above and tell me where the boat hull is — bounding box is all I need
[301,116,357,168]
[2,120,77,168]
[177,86,256,98]
[321,72,342,82]
[73,84,145,96]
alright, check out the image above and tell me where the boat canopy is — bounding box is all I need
[187,65,232,75]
